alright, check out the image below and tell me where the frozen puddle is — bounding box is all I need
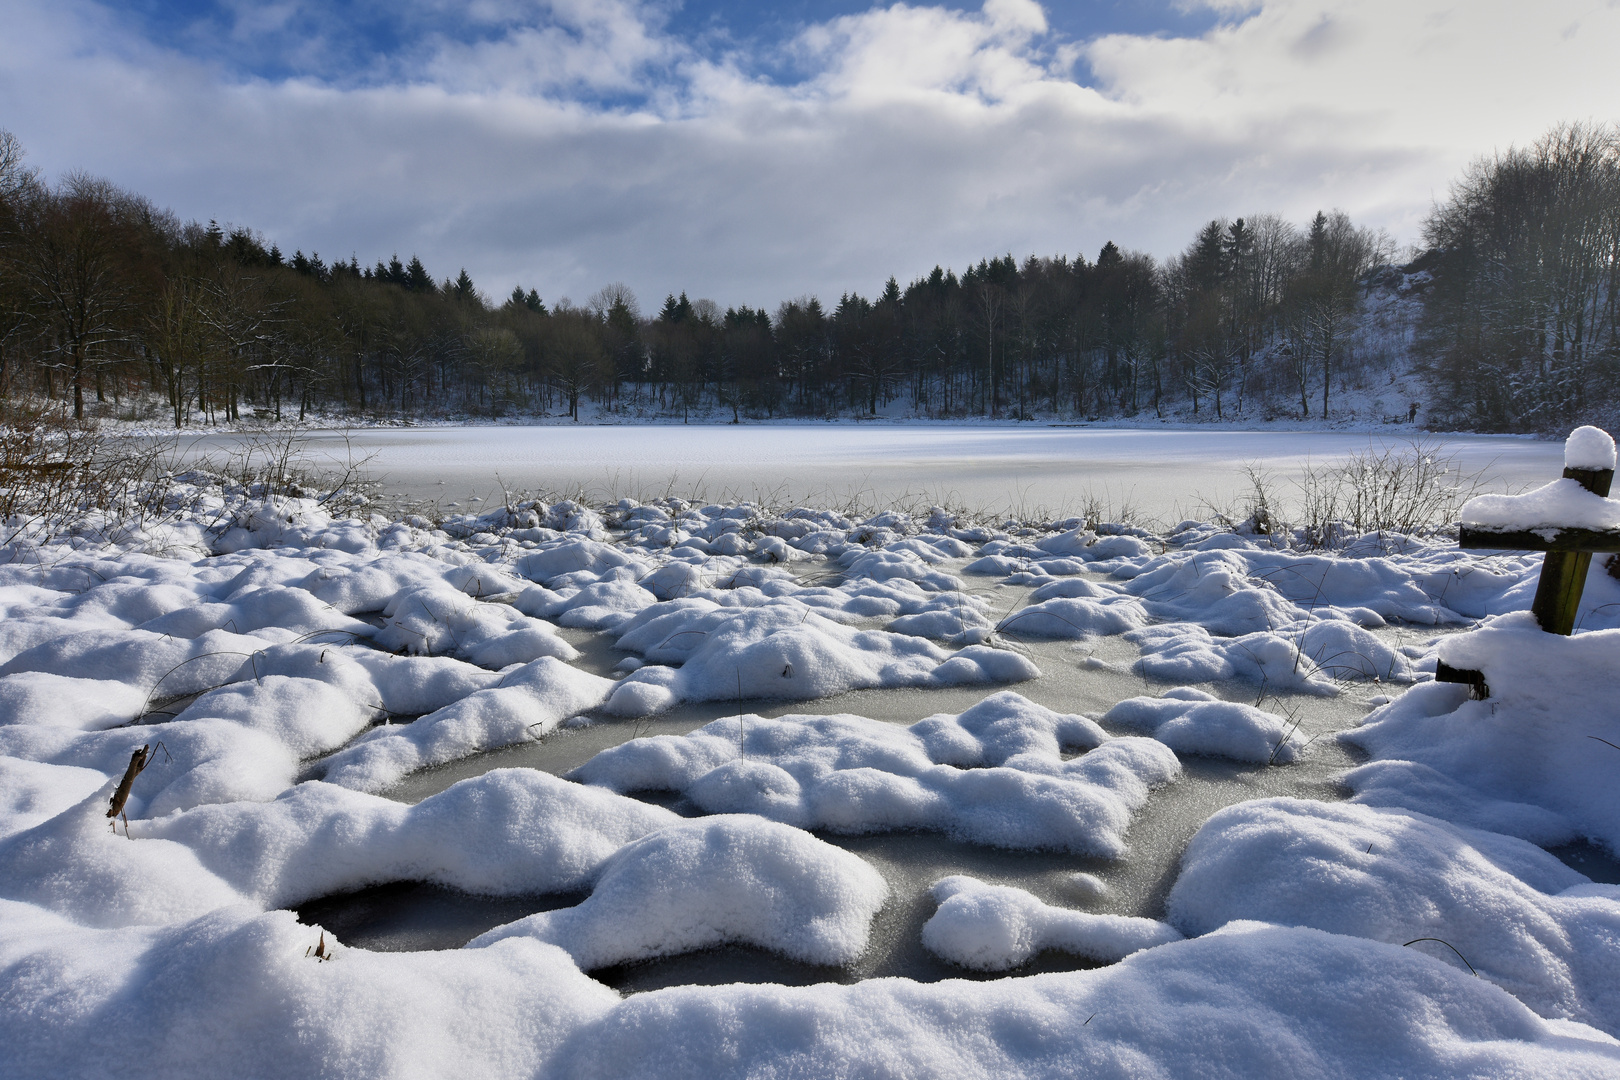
[303,628,1375,990]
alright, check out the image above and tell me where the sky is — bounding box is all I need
[2,0,1618,313]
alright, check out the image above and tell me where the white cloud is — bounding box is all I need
[2,0,1617,308]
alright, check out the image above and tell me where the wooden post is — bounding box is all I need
[1438,428,1619,696]
[1528,464,1614,635]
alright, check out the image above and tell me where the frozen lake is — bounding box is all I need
[174,424,1561,523]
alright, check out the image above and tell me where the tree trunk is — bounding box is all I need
[72,346,85,420]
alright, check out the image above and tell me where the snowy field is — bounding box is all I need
[167,425,1562,523]
[3,427,1620,1078]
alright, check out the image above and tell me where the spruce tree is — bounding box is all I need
[405,256,432,292]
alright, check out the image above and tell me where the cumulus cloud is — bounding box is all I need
[1,0,1616,308]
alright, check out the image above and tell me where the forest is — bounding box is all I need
[0,122,1616,433]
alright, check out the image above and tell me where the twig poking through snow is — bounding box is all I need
[1402,937,1478,976]
[106,742,169,837]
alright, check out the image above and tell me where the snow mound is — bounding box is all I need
[297,552,525,614]
[1345,759,1578,846]
[0,672,150,730]
[516,538,648,584]
[1348,613,1620,851]
[147,770,678,906]
[574,693,1177,856]
[1168,798,1620,1034]
[0,901,617,1080]
[544,922,1620,1079]
[372,583,578,666]
[1099,687,1305,763]
[1126,623,1339,694]
[319,658,615,793]
[922,875,1181,970]
[0,778,249,927]
[600,602,1037,717]
[996,596,1146,638]
[472,816,888,968]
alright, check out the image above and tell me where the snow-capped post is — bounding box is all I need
[1453,425,1620,637]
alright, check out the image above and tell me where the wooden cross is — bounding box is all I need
[1454,457,1618,637]
[1435,429,1619,697]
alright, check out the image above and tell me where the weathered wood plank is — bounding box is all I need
[1459,526,1620,553]
[1434,660,1490,699]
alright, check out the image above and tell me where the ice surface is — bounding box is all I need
[171,426,1565,523]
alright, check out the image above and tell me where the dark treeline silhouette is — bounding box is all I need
[1416,123,1620,432]
[0,123,1615,430]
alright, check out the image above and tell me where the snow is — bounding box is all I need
[922,875,1182,969]
[373,582,579,665]
[1461,478,1620,532]
[1565,425,1617,471]
[319,658,616,793]
[1347,613,1620,851]
[545,923,1620,1079]
[1168,798,1620,1034]
[573,693,1179,856]
[146,771,679,907]
[600,602,1038,717]
[175,425,1565,524]
[0,901,618,1080]
[471,816,889,968]
[6,432,1620,1078]
[1099,687,1306,763]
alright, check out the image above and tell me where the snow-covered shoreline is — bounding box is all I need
[2,438,1619,1078]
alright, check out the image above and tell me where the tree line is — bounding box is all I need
[0,122,1615,431]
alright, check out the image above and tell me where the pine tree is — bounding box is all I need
[405,256,432,293]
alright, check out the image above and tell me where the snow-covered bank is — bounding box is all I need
[3,430,1620,1077]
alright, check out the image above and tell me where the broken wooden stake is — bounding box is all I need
[106,742,168,837]
[1458,459,1618,635]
